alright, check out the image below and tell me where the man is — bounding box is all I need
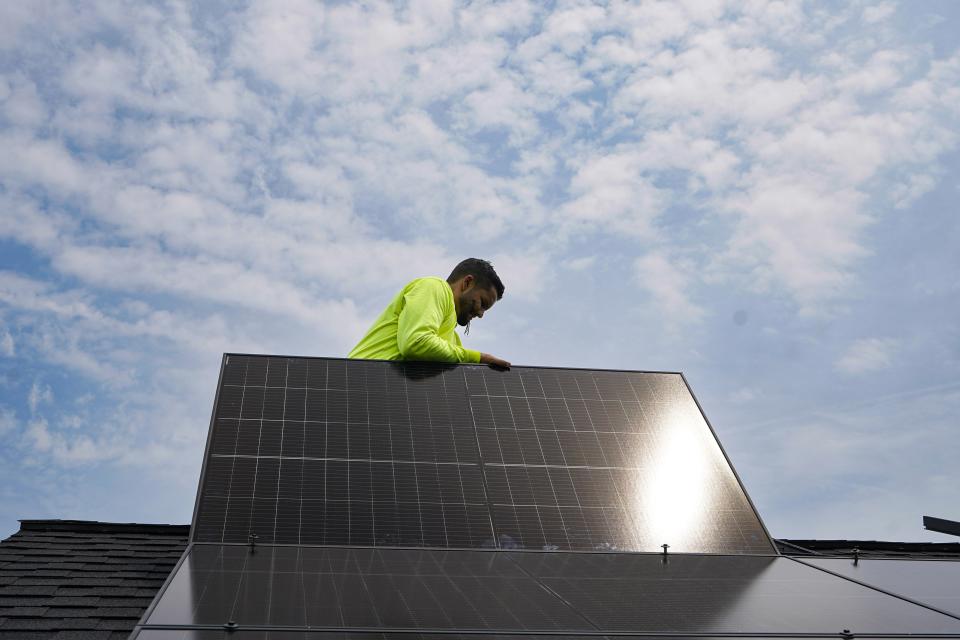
[348,258,511,369]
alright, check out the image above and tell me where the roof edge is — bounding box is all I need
[779,538,960,557]
[18,519,190,536]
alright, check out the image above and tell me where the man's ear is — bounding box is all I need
[461,274,474,291]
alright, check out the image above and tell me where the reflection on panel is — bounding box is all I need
[145,545,592,632]
[799,557,960,617]
[466,367,772,553]
[195,356,492,547]
[508,552,960,634]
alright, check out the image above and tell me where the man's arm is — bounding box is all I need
[396,279,481,363]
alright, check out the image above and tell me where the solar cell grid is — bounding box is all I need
[194,355,773,554]
[193,356,493,548]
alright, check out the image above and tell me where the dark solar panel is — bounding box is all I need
[193,355,772,554]
[798,557,960,617]
[144,545,594,632]
[508,552,960,634]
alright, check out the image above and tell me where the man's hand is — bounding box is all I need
[480,353,511,370]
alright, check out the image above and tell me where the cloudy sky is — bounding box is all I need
[1,0,958,543]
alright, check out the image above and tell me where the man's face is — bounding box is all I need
[455,278,498,327]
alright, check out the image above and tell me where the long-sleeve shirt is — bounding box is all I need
[347,277,482,363]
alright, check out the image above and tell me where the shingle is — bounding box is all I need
[49,589,90,598]
[76,589,130,598]
[93,620,134,631]
[46,597,100,608]
[0,600,47,608]
[0,608,48,618]
[114,581,163,589]
[49,618,101,631]
[20,571,72,578]
[42,609,96,619]
[64,579,114,587]
[44,564,88,571]
[90,608,143,618]
[0,631,50,640]
[0,618,59,630]
[9,578,68,587]
[95,599,152,609]
[53,630,115,640]
[0,587,58,597]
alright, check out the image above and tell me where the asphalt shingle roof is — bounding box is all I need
[0,520,188,640]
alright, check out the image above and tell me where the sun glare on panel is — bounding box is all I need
[636,407,712,552]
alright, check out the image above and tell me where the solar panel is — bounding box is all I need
[508,552,960,634]
[193,355,773,554]
[798,557,960,617]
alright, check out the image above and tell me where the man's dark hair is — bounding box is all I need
[447,258,505,300]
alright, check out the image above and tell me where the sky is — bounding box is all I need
[0,0,958,543]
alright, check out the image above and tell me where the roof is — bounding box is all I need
[0,520,189,640]
[777,538,960,558]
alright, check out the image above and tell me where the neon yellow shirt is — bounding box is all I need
[347,277,482,363]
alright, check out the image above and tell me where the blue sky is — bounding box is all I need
[1,0,958,542]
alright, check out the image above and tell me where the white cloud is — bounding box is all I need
[836,337,899,374]
[862,2,896,24]
[25,417,51,452]
[560,151,665,238]
[0,329,13,356]
[490,252,547,302]
[563,256,596,272]
[634,252,704,323]
[0,407,16,435]
[27,381,53,414]
[729,387,758,404]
